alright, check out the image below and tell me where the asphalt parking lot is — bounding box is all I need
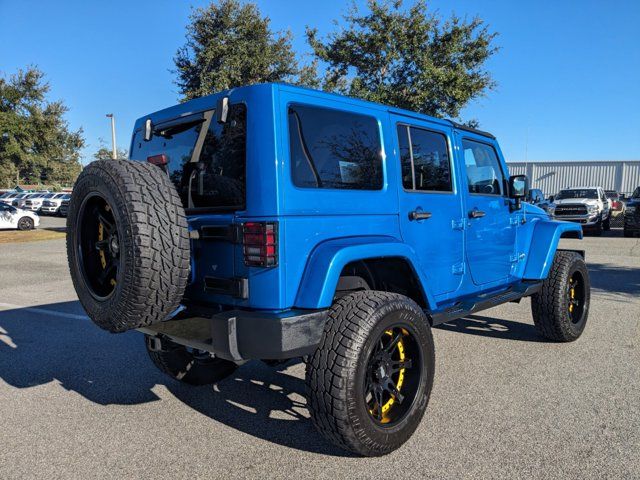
[0,225,638,479]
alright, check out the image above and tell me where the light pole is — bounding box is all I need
[106,113,117,160]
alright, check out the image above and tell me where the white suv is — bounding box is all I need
[549,186,611,235]
[40,193,70,215]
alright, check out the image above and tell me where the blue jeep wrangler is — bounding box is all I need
[66,83,590,456]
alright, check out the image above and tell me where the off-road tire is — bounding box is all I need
[67,160,190,333]
[531,251,590,342]
[145,335,237,386]
[17,217,34,231]
[305,291,435,457]
[591,217,603,236]
[623,228,633,238]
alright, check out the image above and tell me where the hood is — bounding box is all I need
[522,202,548,217]
[553,198,599,206]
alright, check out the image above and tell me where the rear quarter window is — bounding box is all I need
[288,104,383,190]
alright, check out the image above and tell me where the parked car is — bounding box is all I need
[59,198,70,217]
[525,188,554,213]
[605,190,625,212]
[549,186,611,235]
[11,193,32,208]
[0,192,20,204]
[0,203,39,230]
[65,83,589,457]
[40,193,71,215]
[623,187,640,237]
[23,192,57,212]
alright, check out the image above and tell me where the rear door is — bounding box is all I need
[458,135,516,286]
[129,104,248,298]
[392,115,464,297]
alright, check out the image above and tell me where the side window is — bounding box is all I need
[397,125,452,192]
[462,139,505,195]
[288,104,383,190]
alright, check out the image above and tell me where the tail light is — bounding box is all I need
[147,154,168,166]
[242,222,278,267]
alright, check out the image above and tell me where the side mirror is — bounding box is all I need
[509,174,529,210]
[548,195,555,203]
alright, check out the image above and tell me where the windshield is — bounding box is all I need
[633,187,640,199]
[555,189,598,200]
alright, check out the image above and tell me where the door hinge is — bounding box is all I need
[510,252,526,263]
[451,219,465,230]
[452,262,465,275]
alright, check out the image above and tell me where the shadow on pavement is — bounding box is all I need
[588,262,640,296]
[0,301,349,456]
[435,314,544,342]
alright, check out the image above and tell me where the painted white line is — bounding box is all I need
[0,302,89,321]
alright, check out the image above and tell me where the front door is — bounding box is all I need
[459,135,516,286]
[393,116,464,297]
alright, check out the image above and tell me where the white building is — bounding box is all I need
[507,161,640,196]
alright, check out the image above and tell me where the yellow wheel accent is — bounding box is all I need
[110,279,117,287]
[568,279,576,313]
[98,223,107,269]
[378,329,406,421]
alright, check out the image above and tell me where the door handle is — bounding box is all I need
[409,210,432,221]
[468,209,486,219]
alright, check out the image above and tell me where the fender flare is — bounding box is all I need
[522,220,583,280]
[293,236,436,309]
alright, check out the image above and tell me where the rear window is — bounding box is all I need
[288,104,383,190]
[130,104,247,210]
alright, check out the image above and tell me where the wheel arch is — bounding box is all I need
[522,219,583,280]
[293,236,436,310]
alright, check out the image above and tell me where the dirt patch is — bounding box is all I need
[0,229,65,244]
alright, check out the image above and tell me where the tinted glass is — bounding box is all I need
[462,140,504,195]
[131,104,246,210]
[633,187,640,199]
[289,104,382,190]
[397,125,451,192]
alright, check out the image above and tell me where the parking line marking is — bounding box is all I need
[0,302,89,320]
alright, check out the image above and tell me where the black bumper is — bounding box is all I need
[624,216,640,231]
[138,308,327,362]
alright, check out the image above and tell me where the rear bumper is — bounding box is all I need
[138,308,327,362]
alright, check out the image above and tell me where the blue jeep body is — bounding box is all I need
[129,83,583,361]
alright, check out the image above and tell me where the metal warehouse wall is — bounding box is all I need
[506,161,640,196]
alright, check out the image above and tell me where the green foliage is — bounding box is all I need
[306,0,498,120]
[93,139,128,161]
[174,0,305,101]
[0,66,84,188]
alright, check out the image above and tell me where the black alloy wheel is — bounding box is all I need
[364,326,421,426]
[76,193,120,300]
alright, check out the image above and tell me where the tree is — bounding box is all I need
[307,0,498,120]
[174,0,303,101]
[0,67,84,188]
[93,139,128,161]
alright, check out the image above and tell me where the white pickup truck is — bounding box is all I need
[549,186,611,235]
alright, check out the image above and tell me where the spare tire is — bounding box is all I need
[66,160,190,333]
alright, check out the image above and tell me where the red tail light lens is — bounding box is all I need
[242,222,278,267]
[147,154,168,166]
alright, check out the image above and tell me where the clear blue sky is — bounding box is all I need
[1,0,639,164]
